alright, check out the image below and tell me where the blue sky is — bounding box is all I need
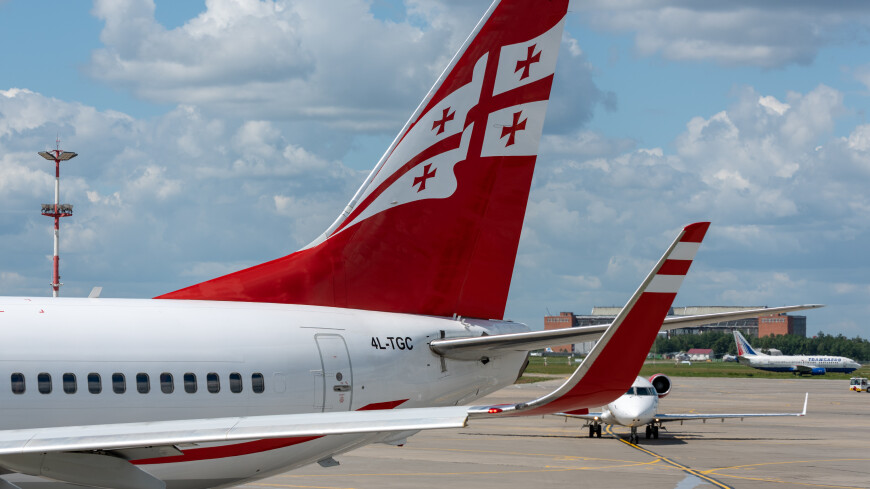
[2,0,870,339]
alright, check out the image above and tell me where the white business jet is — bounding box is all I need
[0,1,818,488]
[559,375,808,444]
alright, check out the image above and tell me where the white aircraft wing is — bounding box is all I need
[0,406,469,456]
[651,409,806,423]
[558,393,808,424]
[652,392,807,423]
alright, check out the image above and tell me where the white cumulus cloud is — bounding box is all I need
[569,0,870,68]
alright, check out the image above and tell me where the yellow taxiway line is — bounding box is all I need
[604,425,733,489]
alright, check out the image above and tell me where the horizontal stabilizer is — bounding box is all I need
[430,324,608,360]
[663,304,824,331]
[430,305,823,361]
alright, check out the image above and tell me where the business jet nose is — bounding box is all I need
[610,411,636,427]
[612,399,656,427]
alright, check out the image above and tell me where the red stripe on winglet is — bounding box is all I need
[680,222,710,243]
[522,292,678,414]
[658,259,692,275]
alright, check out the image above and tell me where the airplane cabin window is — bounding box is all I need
[112,373,126,394]
[252,373,265,394]
[160,373,174,394]
[206,372,220,394]
[229,372,242,393]
[62,373,77,394]
[184,372,197,394]
[37,373,52,394]
[88,373,102,394]
[11,373,25,394]
[136,373,150,394]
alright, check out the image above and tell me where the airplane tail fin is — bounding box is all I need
[733,330,762,356]
[157,0,570,320]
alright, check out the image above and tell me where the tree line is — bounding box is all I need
[652,331,870,362]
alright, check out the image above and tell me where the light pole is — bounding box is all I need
[38,144,77,297]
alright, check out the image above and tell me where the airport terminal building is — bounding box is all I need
[544,306,808,354]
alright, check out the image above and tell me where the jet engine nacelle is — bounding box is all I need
[648,373,671,398]
[810,367,826,375]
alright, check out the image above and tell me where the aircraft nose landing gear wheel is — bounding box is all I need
[589,424,602,438]
[653,425,659,439]
[629,427,639,444]
[645,425,652,439]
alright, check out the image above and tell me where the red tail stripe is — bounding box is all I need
[680,222,710,243]
[657,259,692,276]
[356,399,408,411]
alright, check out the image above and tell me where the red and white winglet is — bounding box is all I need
[468,222,710,417]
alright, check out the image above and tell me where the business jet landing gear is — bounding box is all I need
[645,425,659,439]
[588,423,602,438]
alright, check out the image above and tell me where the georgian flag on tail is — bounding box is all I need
[159,1,571,321]
[333,14,566,234]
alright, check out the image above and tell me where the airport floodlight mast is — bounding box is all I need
[38,140,77,297]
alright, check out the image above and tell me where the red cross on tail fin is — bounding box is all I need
[157,0,569,321]
[468,222,710,418]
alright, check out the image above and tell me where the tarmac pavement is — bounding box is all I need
[241,376,870,489]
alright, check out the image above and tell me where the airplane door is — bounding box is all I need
[314,334,353,412]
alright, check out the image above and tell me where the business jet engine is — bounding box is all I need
[648,373,671,398]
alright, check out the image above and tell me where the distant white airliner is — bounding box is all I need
[734,331,860,375]
[558,375,807,444]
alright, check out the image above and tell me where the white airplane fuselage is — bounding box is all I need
[0,297,529,489]
[732,331,858,375]
[597,377,658,428]
[737,354,860,374]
